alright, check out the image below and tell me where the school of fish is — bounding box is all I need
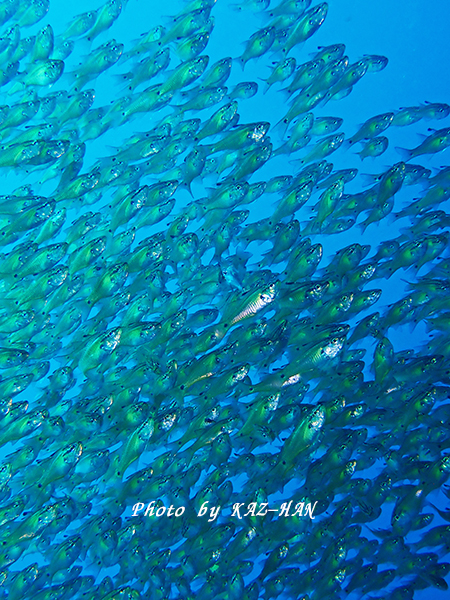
[0,0,449,598]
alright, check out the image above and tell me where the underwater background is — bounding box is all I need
[0,0,450,598]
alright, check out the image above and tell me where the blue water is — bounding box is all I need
[1,0,450,598]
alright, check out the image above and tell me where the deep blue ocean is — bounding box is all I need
[1,0,450,598]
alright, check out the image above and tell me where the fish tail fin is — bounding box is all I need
[322,92,334,107]
[83,558,106,579]
[84,29,100,44]
[271,146,284,157]
[105,110,123,129]
[395,146,413,161]
[258,253,272,268]
[273,117,290,138]
[234,56,246,71]
[170,101,187,111]
[342,138,355,151]
[278,85,295,101]
[74,36,92,53]
[360,173,380,186]
[395,231,409,243]
[7,80,25,96]
[357,220,369,235]
[61,70,85,93]
[179,180,194,197]
[257,77,270,94]
[393,208,408,219]
[186,182,194,197]
[288,157,305,169]
[112,72,134,87]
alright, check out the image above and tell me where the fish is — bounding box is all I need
[357,135,389,160]
[237,27,276,70]
[261,56,296,93]
[0,0,448,598]
[397,126,450,161]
